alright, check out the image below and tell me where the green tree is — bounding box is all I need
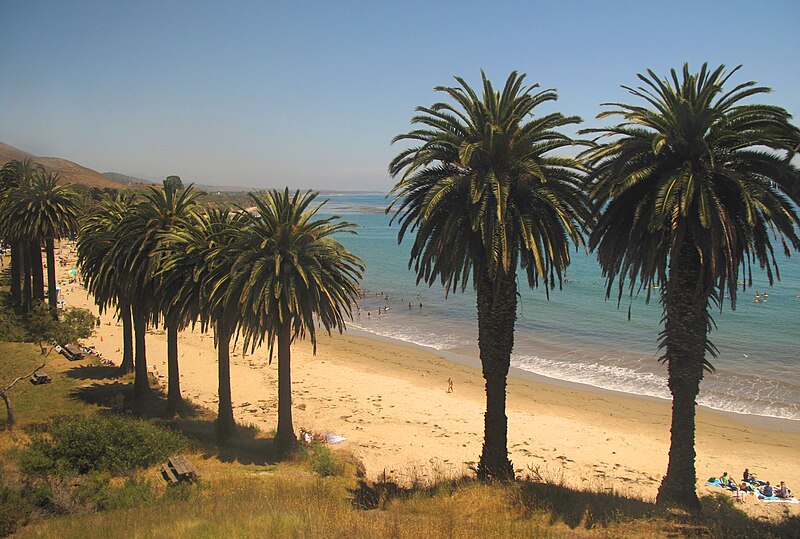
[164,175,184,192]
[0,159,44,311]
[581,64,800,511]
[115,183,200,401]
[388,72,589,480]
[27,302,96,355]
[159,208,245,439]
[232,189,363,450]
[78,194,137,373]
[7,171,80,317]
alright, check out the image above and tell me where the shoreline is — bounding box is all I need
[53,245,800,518]
[348,325,800,435]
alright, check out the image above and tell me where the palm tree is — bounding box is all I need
[232,189,363,450]
[160,208,245,439]
[0,159,44,311]
[115,182,200,401]
[581,64,800,511]
[78,194,137,373]
[7,171,80,317]
[388,72,589,480]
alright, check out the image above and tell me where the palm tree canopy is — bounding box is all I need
[78,193,137,314]
[113,183,201,322]
[387,71,590,295]
[156,207,245,332]
[4,171,80,241]
[582,63,800,312]
[0,159,45,242]
[231,188,364,357]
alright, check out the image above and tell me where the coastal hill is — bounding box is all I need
[102,171,156,187]
[0,142,148,190]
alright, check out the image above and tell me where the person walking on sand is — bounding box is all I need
[446,377,453,393]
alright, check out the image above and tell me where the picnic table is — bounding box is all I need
[161,455,198,485]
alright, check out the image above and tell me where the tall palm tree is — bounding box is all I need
[116,182,200,401]
[232,189,363,450]
[581,64,800,511]
[161,208,245,439]
[388,72,589,480]
[7,171,80,317]
[0,159,44,311]
[78,194,137,373]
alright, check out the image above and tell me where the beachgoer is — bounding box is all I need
[720,472,734,487]
[778,481,791,499]
[446,377,453,393]
[762,481,774,497]
[299,427,312,445]
[743,468,754,483]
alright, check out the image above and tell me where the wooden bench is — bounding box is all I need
[162,455,198,485]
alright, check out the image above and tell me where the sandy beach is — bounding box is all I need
[53,242,800,517]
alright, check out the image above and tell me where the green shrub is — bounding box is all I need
[300,444,345,477]
[0,483,30,537]
[20,415,185,475]
[0,310,27,342]
[74,472,154,512]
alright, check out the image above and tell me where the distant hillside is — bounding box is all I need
[0,142,145,190]
[103,171,155,186]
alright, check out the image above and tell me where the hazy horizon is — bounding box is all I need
[2,0,798,192]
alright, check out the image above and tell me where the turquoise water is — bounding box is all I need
[323,193,800,421]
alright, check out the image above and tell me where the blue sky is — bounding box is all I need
[1,0,798,191]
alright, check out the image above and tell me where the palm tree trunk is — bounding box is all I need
[31,239,45,302]
[275,321,296,451]
[216,321,235,442]
[119,302,134,374]
[46,237,58,318]
[166,322,181,415]
[9,243,21,308]
[656,241,707,513]
[132,304,150,398]
[476,269,516,481]
[21,242,32,313]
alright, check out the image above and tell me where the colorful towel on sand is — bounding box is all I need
[706,480,799,503]
[759,496,799,503]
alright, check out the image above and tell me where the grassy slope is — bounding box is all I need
[2,341,799,538]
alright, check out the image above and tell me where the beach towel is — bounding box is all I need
[321,433,346,444]
[757,494,799,504]
[707,481,800,503]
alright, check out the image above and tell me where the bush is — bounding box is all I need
[0,483,30,537]
[26,303,95,354]
[20,415,185,476]
[74,472,154,512]
[0,310,27,342]
[297,443,345,477]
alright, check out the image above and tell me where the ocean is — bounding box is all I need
[321,193,800,422]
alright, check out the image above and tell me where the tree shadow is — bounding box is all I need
[174,419,280,466]
[65,363,124,381]
[70,381,201,420]
[518,481,655,529]
[699,493,800,537]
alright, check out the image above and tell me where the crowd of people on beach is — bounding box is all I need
[716,469,794,502]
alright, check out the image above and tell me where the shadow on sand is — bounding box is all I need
[67,362,280,467]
